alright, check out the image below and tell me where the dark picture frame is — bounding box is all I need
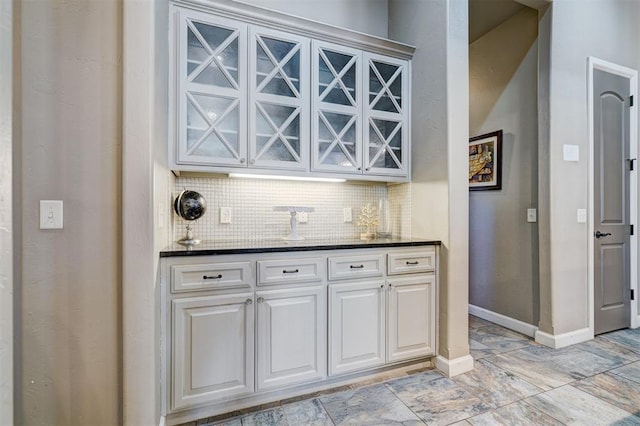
[469,130,503,191]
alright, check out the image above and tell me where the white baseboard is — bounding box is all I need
[468,305,538,338]
[534,327,592,349]
[159,415,166,426]
[435,355,474,377]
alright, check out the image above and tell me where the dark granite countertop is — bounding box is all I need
[160,237,440,257]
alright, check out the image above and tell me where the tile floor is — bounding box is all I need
[185,316,640,425]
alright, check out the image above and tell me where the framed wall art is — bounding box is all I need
[469,130,503,191]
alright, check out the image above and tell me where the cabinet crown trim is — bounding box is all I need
[171,0,416,60]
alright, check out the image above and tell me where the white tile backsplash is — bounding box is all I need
[172,176,412,242]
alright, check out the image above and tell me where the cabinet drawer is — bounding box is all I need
[171,262,253,293]
[387,251,435,275]
[328,254,384,281]
[258,258,324,286]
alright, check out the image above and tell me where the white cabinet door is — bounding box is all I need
[364,53,409,177]
[174,9,248,167]
[172,293,254,410]
[387,275,436,362]
[249,26,310,171]
[256,286,326,390]
[311,41,362,174]
[328,280,385,376]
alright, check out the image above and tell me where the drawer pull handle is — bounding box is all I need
[257,297,265,303]
[406,261,420,265]
[350,264,364,269]
[203,274,223,280]
[283,269,299,274]
[245,299,253,305]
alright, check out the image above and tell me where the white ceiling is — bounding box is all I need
[469,0,526,43]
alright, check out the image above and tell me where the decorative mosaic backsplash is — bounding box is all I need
[172,176,412,242]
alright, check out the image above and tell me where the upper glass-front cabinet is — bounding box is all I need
[249,27,310,171]
[364,53,409,176]
[312,41,362,174]
[170,4,413,181]
[176,10,248,167]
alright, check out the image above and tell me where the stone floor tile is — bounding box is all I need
[468,339,499,360]
[241,407,288,426]
[468,325,534,353]
[319,383,424,425]
[466,400,563,426]
[469,315,492,330]
[574,336,640,365]
[522,385,640,425]
[386,374,492,425]
[452,358,543,408]
[281,399,334,426]
[573,372,640,415]
[485,344,623,390]
[611,360,640,384]
[599,329,640,355]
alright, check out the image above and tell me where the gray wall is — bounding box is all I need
[541,0,640,335]
[16,0,121,424]
[389,0,471,364]
[469,8,539,325]
[1,0,13,422]
[237,0,389,38]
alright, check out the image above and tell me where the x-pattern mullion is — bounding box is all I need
[256,36,301,98]
[318,111,357,166]
[369,61,402,113]
[255,102,302,162]
[318,50,357,106]
[185,92,240,158]
[187,20,239,90]
[368,118,402,169]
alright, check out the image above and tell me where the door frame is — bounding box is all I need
[587,57,639,333]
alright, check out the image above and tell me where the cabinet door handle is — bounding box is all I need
[380,284,384,289]
[203,274,222,280]
[283,269,299,274]
[388,283,393,288]
[240,157,246,164]
[245,299,253,305]
[350,264,364,269]
[406,261,419,265]
[257,297,265,303]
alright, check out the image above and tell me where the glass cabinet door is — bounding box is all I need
[364,53,409,177]
[249,27,309,171]
[177,10,247,166]
[312,41,362,173]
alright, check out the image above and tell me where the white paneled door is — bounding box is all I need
[172,293,255,409]
[328,280,385,375]
[256,286,326,390]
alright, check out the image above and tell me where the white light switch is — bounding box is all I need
[563,144,580,162]
[527,208,537,223]
[577,208,587,223]
[298,212,308,223]
[40,200,63,229]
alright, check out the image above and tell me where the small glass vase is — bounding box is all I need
[377,198,391,238]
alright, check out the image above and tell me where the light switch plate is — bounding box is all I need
[298,212,308,223]
[577,208,587,223]
[563,144,580,162]
[527,208,537,223]
[40,200,63,229]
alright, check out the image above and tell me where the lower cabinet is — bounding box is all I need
[256,286,326,390]
[328,280,386,375]
[387,275,436,362]
[172,293,255,410]
[164,246,438,418]
[329,274,436,376]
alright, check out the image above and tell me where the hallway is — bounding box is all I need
[186,316,640,425]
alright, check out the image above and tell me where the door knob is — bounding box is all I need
[595,230,612,239]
